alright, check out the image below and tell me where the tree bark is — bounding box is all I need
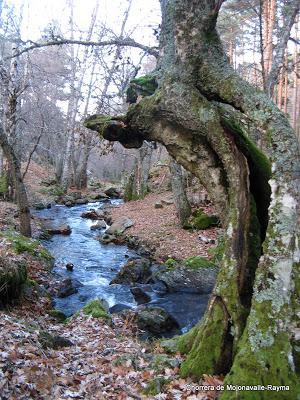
[0,41,31,236]
[61,1,100,189]
[85,0,300,397]
[0,126,31,237]
[292,16,299,131]
[266,0,300,97]
[169,157,191,226]
[124,143,152,201]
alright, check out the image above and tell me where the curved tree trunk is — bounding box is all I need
[85,1,300,398]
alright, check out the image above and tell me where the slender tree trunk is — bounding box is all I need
[73,50,98,189]
[74,141,91,189]
[266,0,300,97]
[0,42,31,235]
[260,0,300,96]
[259,0,267,91]
[169,157,191,226]
[292,16,299,130]
[276,61,283,109]
[124,143,152,201]
[55,157,64,183]
[139,144,152,197]
[264,0,275,75]
[61,1,99,189]
[228,27,234,66]
[2,44,19,201]
[0,148,3,174]
[283,50,288,114]
[0,126,31,237]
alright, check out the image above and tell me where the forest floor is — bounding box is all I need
[110,191,219,262]
[0,232,222,399]
[0,164,223,399]
[0,300,222,399]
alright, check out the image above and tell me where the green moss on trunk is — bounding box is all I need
[221,115,271,238]
[180,300,231,377]
[124,172,148,201]
[221,331,300,399]
[126,75,158,104]
[176,325,199,354]
[83,0,299,390]
[84,115,114,136]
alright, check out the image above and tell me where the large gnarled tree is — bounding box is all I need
[85,1,300,398]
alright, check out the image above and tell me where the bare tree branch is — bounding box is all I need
[22,127,44,180]
[289,36,300,45]
[4,37,159,59]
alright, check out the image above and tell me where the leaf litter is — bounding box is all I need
[0,298,223,399]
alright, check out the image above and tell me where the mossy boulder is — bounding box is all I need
[90,220,107,230]
[81,209,105,220]
[160,338,180,354]
[110,257,152,285]
[38,331,74,349]
[184,256,215,270]
[143,376,170,396]
[165,258,177,268]
[104,187,122,198]
[45,224,72,235]
[185,209,220,230]
[48,309,67,322]
[22,279,49,300]
[149,354,180,371]
[155,256,218,294]
[82,299,111,320]
[0,255,27,305]
[39,184,65,197]
[54,278,83,298]
[105,216,134,235]
[33,203,47,210]
[136,306,180,335]
[130,286,151,304]
[98,233,118,245]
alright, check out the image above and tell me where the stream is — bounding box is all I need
[34,200,210,335]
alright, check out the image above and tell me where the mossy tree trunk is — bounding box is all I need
[124,142,152,201]
[0,126,31,237]
[169,157,191,226]
[85,0,300,397]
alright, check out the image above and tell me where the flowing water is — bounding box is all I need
[34,200,209,334]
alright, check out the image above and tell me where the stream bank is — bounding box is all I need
[33,198,213,337]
